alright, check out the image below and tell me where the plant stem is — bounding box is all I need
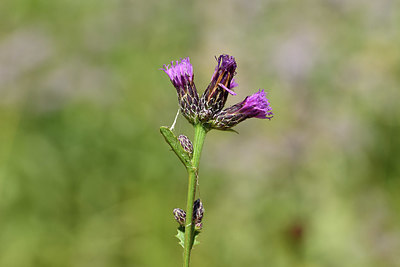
[183,124,207,267]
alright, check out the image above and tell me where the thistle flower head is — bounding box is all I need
[212,89,273,130]
[199,54,237,121]
[161,58,199,124]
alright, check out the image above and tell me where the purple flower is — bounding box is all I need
[161,58,200,124]
[212,89,273,130]
[199,54,237,121]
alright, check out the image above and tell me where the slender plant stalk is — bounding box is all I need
[161,54,273,267]
[183,123,207,267]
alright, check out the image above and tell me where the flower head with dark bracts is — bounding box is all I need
[211,89,273,130]
[199,54,238,121]
[161,54,273,130]
[161,58,200,124]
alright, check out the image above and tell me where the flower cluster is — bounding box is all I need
[161,54,273,130]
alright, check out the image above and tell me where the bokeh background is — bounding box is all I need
[1,0,400,266]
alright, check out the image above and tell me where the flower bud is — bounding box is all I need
[178,135,193,155]
[173,208,186,226]
[193,199,204,224]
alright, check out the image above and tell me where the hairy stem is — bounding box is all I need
[184,124,207,267]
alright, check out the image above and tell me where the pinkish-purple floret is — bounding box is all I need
[241,89,273,119]
[210,54,237,80]
[162,57,193,87]
[218,83,237,95]
[230,78,238,89]
[216,54,236,70]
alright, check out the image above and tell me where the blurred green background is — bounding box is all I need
[1,0,400,266]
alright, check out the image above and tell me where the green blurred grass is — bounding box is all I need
[0,0,399,266]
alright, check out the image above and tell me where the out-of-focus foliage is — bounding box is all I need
[0,0,399,266]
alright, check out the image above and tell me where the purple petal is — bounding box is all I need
[217,54,236,71]
[230,78,238,89]
[218,83,237,95]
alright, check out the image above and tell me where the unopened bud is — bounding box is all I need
[178,135,193,155]
[193,199,204,224]
[173,208,186,226]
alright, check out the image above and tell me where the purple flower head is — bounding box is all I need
[199,54,237,121]
[161,57,200,124]
[212,89,273,130]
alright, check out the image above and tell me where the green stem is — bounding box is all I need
[184,124,207,267]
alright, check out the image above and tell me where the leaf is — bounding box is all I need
[193,231,201,247]
[176,227,185,248]
[175,226,201,249]
[160,126,192,169]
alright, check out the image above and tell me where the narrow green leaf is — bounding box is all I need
[160,126,192,169]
